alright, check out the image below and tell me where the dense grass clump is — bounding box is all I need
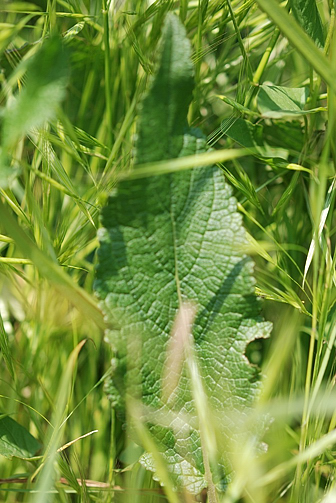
[0,1,335,502]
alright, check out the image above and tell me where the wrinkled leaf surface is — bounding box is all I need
[95,14,271,494]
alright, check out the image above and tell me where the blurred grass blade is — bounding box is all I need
[162,303,197,404]
[307,322,336,418]
[121,148,251,180]
[0,312,15,380]
[0,14,35,55]
[129,401,181,503]
[1,36,69,153]
[31,340,87,503]
[321,489,336,503]
[255,428,336,487]
[255,0,336,91]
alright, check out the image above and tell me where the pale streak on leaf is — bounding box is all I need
[162,303,197,404]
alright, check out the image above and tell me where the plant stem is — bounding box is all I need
[180,0,189,22]
[103,0,112,147]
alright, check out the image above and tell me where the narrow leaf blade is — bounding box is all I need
[223,117,287,159]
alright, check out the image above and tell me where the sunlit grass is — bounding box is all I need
[0,1,335,502]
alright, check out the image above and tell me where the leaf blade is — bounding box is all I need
[290,0,324,47]
[0,416,41,459]
[1,36,69,152]
[257,84,313,118]
[135,15,194,164]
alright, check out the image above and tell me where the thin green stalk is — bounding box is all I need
[0,257,32,264]
[103,0,112,146]
[47,0,57,34]
[180,0,189,22]
[255,0,336,92]
[100,79,144,183]
[30,341,87,503]
[107,408,116,503]
[190,0,207,122]
[227,0,253,82]
[328,12,336,165]
[310,10,336,386]
[253,28,280,85]
[243,28,280,108]
[295,157,330,496]
[308,321,336,420]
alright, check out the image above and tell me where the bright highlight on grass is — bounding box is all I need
[0,1,335,502]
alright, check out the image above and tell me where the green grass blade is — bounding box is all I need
[255,0,336,91]
[0,200,104,329]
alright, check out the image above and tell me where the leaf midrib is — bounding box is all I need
[169,174,183,310]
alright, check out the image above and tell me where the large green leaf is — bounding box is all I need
[135,13,194,163]
[0,416,41,459]
[95,14,271,494]
[290,0,324,47]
